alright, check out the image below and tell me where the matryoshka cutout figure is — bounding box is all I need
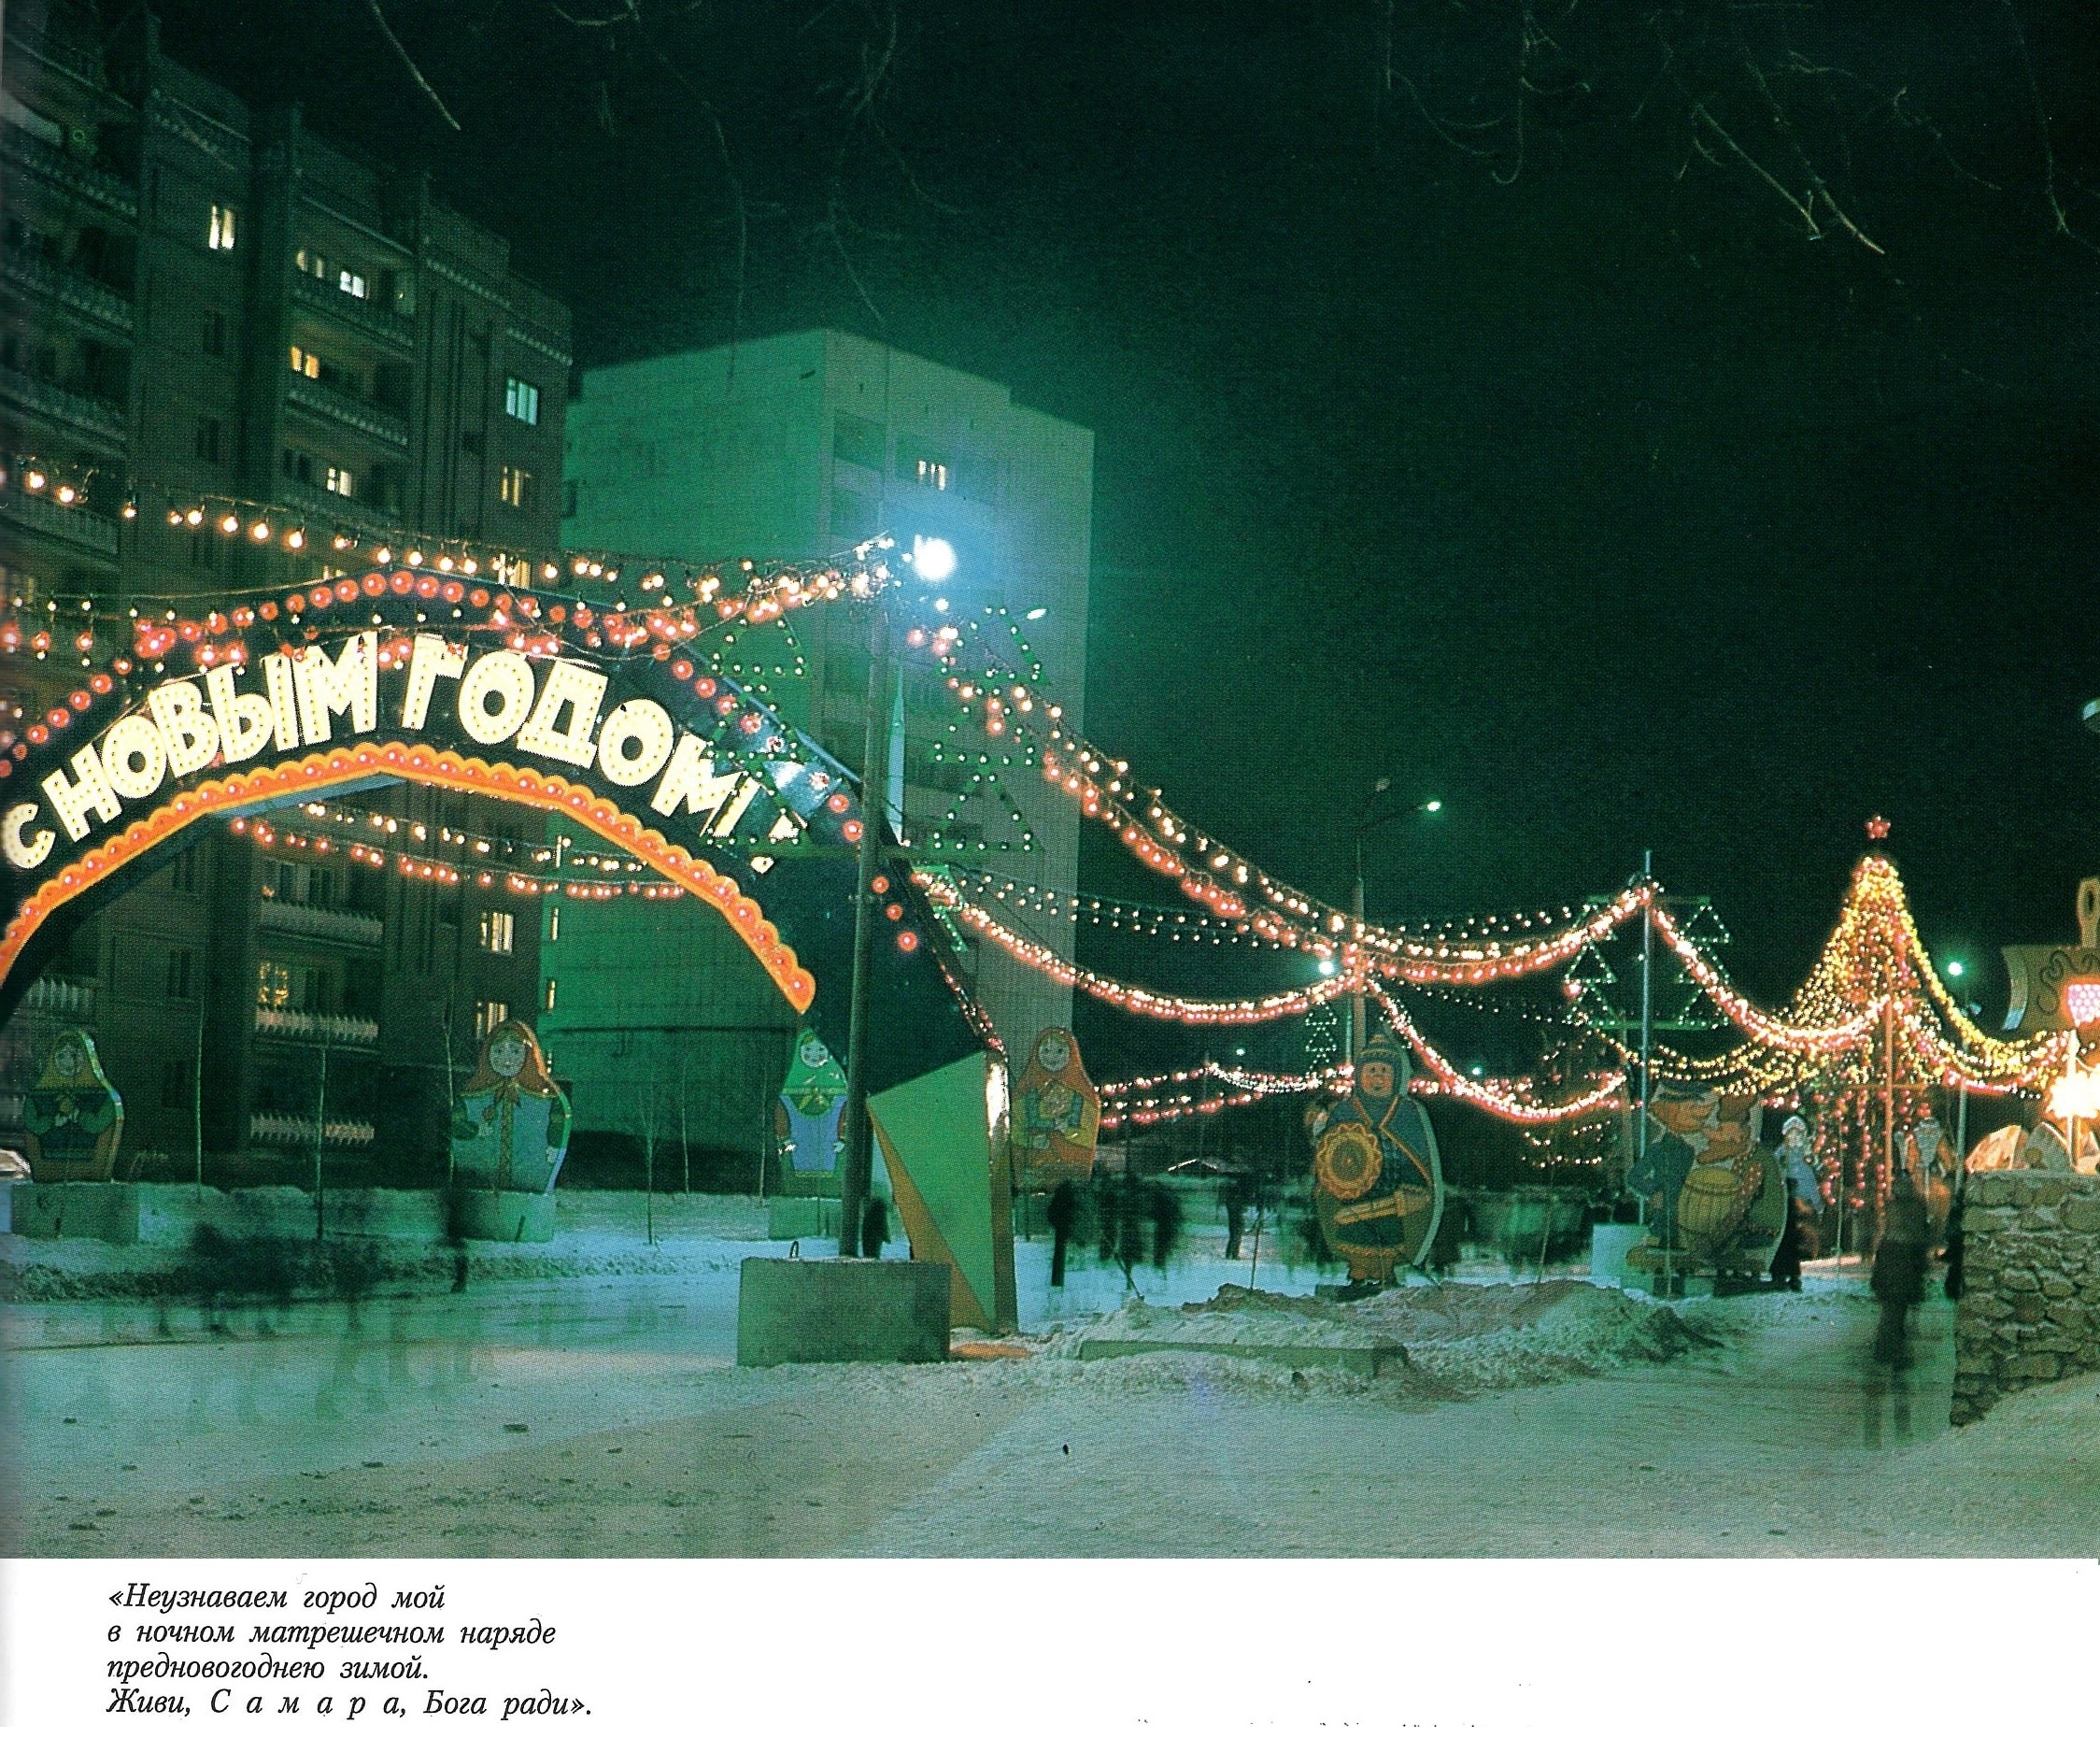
[450,1019,570,1193]
[1312,1031,1443,1286]
[1012,1027,1101,1191]
[23,1027,123,1182]
[775,1029,849,1183]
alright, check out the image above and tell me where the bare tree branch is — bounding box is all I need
[363,0,461,131]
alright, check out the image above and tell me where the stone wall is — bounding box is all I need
[1951,1171,2100,1425]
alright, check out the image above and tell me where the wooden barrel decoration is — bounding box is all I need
[1678,1161,1749,1241]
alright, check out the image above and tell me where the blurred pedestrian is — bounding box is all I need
[1768,1194,1809,1290]
[1863,1171,1930,1447]
[1871,1172,1930,1368]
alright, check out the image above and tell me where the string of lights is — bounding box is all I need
[4,462,896,617]
[915,871,1365,1025]
[1366,981,1629,1124]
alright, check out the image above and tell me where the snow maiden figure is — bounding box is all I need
[773,1028,849,1195]
[22,1027,123,1182]
[450,1019,570,1193]
[1011,1027,1101,1191]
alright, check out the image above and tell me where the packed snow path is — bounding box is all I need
[8,1266,2098,1556]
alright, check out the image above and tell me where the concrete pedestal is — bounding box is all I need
[451,1190,556,1244]
[736,1257,950,1366]
[11,1182,144,1243]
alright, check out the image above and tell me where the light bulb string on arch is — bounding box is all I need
[0,563,860,788]
[915,872,1366,1025]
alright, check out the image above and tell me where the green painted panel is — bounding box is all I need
[871,1055,1001,1319]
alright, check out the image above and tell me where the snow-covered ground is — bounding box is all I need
[7,1202,2096,1556]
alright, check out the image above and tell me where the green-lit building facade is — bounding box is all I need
[546,330,1092,1181]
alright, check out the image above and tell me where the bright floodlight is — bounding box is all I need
[1318,958,1338,977]
[911,534,958,582]
[1425,798,1443,813]
[1946,959,1965,979]
[1025,605,1048,620]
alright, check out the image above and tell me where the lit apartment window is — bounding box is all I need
[544,977,558,1012]
[325,464,354,498]
[208,204,236,251]
[479,909,515,955]
[338,268,367,300]
[547,906,560,943]
[289,345,320,378]
[474,999,509,1040]
[294,248,328,279]
[915,456,949,491]
[504,377,540,425]
[256,959,290,1010]
[499,465,533,510]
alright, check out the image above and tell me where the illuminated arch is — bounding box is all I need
[0,741,816,1012]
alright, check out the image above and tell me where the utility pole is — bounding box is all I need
[1639,850,1663,1295]
[1350,844,1367,1066]
[838,602,889,1260]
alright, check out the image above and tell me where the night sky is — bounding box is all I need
[160,1,2100,1044]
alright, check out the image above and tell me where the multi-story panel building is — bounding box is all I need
[546,329,1092,1177]
[0,2,570,1181]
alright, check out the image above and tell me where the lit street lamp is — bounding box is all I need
[838,534,959,1260]
[1348,781,1442,1061]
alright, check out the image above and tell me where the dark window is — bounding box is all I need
[172,848,198,893]
[193,417,220,463]
[201,309,224,356]
[165,948,193,1001]
[562,479,577,519]
[282,449,314,485]
[834,413,885,470]
[161,1055,192,1108]
[190,532,216,570]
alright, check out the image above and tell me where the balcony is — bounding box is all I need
[257,897,385,948]
[3,249,135,335]
[277,477,393,537]
[286,373,409,450]
[0,364,126,444]
[248,1112,376,1148]
[19,976,95,1019]
[291,270,414,352]
[252,1007,379,1048]
[1,123,138,222]
[0,488,120,558]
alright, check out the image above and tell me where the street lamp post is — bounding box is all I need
[837,601,890,1261]
[838,535,956,1261]
[1349,781,1440,1061]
